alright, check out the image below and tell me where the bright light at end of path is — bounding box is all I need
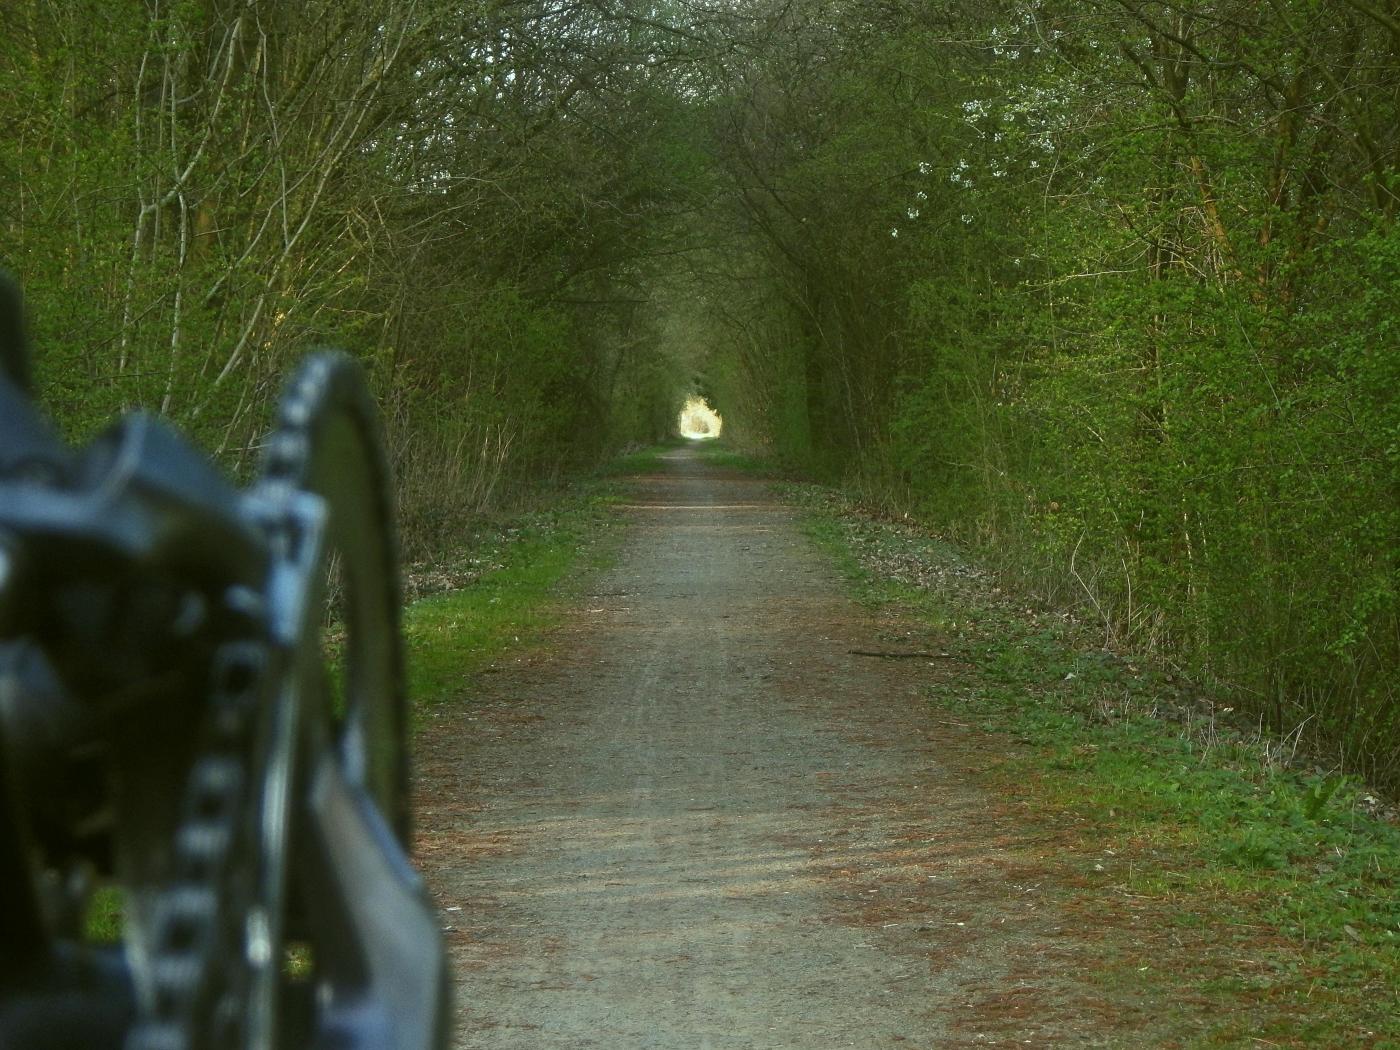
[678,396,722,439]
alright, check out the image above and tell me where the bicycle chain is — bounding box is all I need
[124,356,375,1050]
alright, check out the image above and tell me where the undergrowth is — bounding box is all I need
[789,482,1400,1049]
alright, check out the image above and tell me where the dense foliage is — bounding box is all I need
[0,0,701,557]
[3,0,1395,784]
[698,0,1400,787]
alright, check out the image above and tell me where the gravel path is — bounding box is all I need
[413,446,1164,1048]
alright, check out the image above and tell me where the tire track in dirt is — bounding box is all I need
[414,446,1192,1048]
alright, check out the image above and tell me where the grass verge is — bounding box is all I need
[403,483,623,719]
[787,482,1400,1049]
[593,447,671,476]
[690,440,774,474]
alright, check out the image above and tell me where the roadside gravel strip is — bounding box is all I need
[413,445,1198,1049]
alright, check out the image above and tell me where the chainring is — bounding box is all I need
[125,354,446,1050]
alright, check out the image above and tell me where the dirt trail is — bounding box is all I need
[415,447,1170,1048]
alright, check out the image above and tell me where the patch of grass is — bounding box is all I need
[84,885,123,942]
[403,486,621,717]
[592,440,687,477]
[792,482,1400,1048]
[693,441,774,475]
